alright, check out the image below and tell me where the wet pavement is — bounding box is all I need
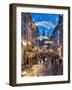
[22,57,63,77]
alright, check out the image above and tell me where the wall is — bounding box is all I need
[0,0,72,90]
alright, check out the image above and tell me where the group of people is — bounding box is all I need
[35,53,63,75]
[22,49,63,75]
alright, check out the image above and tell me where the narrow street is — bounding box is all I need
[22,56,63,77]
[21,13,63,77]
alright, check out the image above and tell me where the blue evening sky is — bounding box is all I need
[30,13,62,37]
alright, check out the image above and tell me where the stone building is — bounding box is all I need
[50,15,63,57]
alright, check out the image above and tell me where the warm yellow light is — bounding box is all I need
[27,41,31,45]
[22,41,27,46]
[34,47,37,50]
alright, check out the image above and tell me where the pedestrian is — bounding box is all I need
[43,55,46,64]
